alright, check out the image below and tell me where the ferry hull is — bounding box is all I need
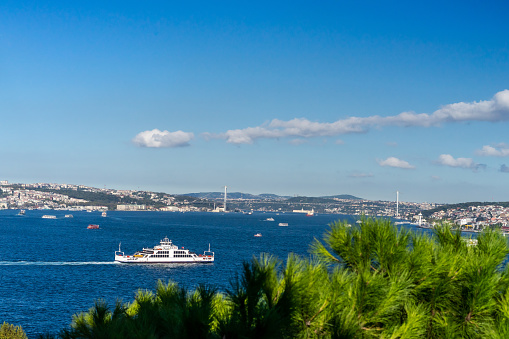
[114,236,215,264]
[115,255,214,264]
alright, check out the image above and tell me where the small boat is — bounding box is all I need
[87,224,100,229]
[266,217,275,221]
[42,215,57,219]
[65,214,73,218]
[254,233,262,237]
[115,237,214,263]
[278,223,288,227]
[101,211,107,217]
[306,209,315,216]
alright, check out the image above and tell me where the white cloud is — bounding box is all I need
[436,154,485,171]
[210,90,509,144]
[476,143,509,157]
[132,129,194,148]
[377,157,415,169]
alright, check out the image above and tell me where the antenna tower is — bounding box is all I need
[224,186,227,212]
[396,191,399,217]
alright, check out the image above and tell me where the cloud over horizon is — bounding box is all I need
[436,154,486,171]
[476,143,509,157]
[132,129,194,148]
[134,90,509,148]
[207,90,509,144]
[377,157,415,169]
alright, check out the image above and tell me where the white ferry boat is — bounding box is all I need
[42,215,57,219]
[115,237,214,263]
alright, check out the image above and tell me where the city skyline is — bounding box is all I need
[2,1,509,203]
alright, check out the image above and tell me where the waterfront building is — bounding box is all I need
[117,204,147,211]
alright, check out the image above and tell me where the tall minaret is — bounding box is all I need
[396,191,399,217]
[224,186,227,212]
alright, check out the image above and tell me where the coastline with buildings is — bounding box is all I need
[424,203,509,230]
[2,180,509,228]
[1,180,436,216]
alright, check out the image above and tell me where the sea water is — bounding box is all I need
[0,210,369,337]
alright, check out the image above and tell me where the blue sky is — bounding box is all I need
[1,1,509,203]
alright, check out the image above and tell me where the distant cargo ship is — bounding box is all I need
[293,208,314,215]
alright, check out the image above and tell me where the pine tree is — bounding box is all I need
[0,322,28,339]
[56,217,509,338]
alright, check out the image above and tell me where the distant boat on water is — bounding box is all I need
[394,221,409,225]
[278,223,289,227]
[293,208,313,214]
[87,224,99,229]
[306,209,315,216]
[65,214,73,218]
[254,233,262,237]
[42,215,56,219]
[266,217,275,221]
[101,211,107,217]
[18,209,25,216]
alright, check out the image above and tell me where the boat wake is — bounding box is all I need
[0,261,118,266]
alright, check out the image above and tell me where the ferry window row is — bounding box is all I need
[149,254,192,258]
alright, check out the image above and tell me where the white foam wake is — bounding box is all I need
[0,261,118,266]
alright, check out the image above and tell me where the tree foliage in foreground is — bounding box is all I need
[54,217,509,338]
[0,322,27,339]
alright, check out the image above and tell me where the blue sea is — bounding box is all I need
[0,210,428,338]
